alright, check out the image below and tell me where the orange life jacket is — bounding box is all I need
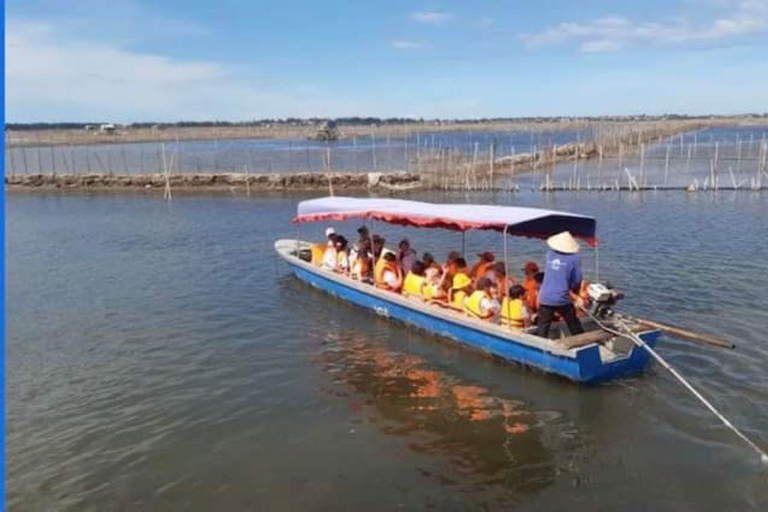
[472,261,495,279]
[375,259,402,292]
[310,244,326,266]
[523,278,539,311]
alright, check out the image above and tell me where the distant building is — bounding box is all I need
[84,124,96,131]
[99,123,116,133]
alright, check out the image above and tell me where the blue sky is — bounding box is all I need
[6,0,768,122]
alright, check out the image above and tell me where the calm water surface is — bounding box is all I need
[6,190,768,511]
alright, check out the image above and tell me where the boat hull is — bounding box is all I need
[277,241,660,384]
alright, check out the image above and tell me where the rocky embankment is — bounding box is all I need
[5,171,422,192]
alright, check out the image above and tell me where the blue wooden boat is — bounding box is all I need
[276,197,662,384]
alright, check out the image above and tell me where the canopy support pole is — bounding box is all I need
[503,225,510,325]
[369,217,376,275]
[594,244,599,282]
[296,223,300,255]
[461,231,466,259]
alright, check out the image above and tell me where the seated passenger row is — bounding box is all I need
[309,225,559,330]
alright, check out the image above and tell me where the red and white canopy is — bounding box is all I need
[294,196,597,246]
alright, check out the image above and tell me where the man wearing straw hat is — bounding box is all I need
[536,231,585,338]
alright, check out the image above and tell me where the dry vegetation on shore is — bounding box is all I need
[7,117,767,148]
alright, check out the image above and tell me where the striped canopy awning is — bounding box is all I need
[294,197,597,246]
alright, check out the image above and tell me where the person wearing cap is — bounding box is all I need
[521,261,540,309]
[322,233,339,270]
[449,272,473,311]
[397,238,417,275]
[537,231,585,338]
[325,227,337,246]
[470,251,495,279]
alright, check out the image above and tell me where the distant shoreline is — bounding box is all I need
[6,117,767,148]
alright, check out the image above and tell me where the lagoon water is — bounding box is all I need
[6,189,768,510]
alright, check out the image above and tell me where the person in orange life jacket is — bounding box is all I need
[403,261,428,298]
[536,232,585,338]
[464,277,499,320]
[351,238,373,281]
[470,251,495,279]
[398,238,417,275]
[529,272,544,317]
[521,261,540,310]
[375,252,403,292]
[487,261,516,297]
[500,284,531,329]
[437,251,462,298]
[333,236,350,273]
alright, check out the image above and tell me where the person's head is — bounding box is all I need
[411,261,426,276]
[422,252,435,267]
[523,261,540,278]
[533,272,544,286]
[476,277,492,291]
[372,235,385,256]
[454,257,468,270]
[383,252,396,262]
[398,238,411,253]
[486,279,501,298]
[477,251,495,263]
[492,261,506,276]
[357,225,369,238]
[425,267,440,282]
[508,284,526,300]
[334,236,348,251]
[446,251,461,263]
[325,227,336,239]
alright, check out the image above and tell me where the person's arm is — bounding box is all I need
[569,258,583,293]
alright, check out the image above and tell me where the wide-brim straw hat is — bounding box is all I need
[547,231,580,254]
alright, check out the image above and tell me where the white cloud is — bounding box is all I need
[520,0,768,52]
[5,18,357,121]
[390,39,426,49]
[411,10,454,25]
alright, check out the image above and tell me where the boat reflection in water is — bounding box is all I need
[317,329,589,504]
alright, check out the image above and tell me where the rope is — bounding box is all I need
[582,307,768,464]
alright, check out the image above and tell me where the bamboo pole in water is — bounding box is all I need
[8,144,16,176]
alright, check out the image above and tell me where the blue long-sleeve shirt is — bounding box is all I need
[539,250,583,307]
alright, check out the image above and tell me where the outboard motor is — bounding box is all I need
[587,282,624,319]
